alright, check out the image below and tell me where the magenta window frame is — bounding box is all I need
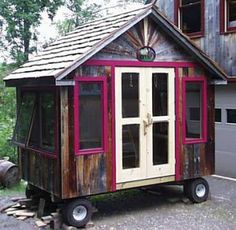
[175,0,205,38]
[182,77,207,144]
[74,76,108,156]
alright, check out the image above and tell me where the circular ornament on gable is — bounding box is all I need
[137,46,156,62]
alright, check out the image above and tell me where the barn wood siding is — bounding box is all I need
[19,149,60,196]
[178,67,215,180]
[155,0,236,76]
[60,72,113,198]
[93,17,193,62]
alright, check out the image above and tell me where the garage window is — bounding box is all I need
[226,109,236,123]
[215,108,222,122]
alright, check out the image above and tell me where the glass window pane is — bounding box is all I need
[41,93,55,151]
[185,83,202,138]
[79,83,102,149]
[122,73,139,118]
[122,124,140,169]
[229,1,236,27]
[13,92,36,144]
[153,122,168,165]
[227,109,236,123]
[180,0,201,33]
[215,108,222,122]
[152,73,168,116]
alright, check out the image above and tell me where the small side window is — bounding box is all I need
[183,78,207,143]
[226,109,236,123]
[215,108,222,122]
[74,77,108,155]
[12,90,56,154]
[12,92,36,146]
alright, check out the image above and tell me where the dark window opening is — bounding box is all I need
[79,83,102,150]
[185,83,202,139]
[228,0,236,29]
[122,73,139,118]
[13,92,36,145]
[13,91,56,153]
[122,124,140,169]
[215,108,222,122]
[226,109,236,123]
[179,0,203,34]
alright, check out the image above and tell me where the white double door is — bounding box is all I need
[115,67,175,183]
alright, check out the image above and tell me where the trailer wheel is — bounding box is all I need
[185,178,209,203]
[62,199,92,228]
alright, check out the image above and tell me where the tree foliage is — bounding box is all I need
[0,63,17,162]
[0,0,63,66]
[56,0,101,36]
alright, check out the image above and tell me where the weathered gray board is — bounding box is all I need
[155,0,236,76]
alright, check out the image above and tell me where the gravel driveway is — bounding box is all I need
[0,176,235,230]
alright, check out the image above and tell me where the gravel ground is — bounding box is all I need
[0,176,235,230]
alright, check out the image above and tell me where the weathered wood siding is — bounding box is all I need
[177,67,215,180]
[155,0,236,76]
[59,17,216,199]
[19,149,60,196]
[93,17,193,62]
[61,67,113,199]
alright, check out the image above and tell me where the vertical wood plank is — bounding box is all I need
[60,87,70,198]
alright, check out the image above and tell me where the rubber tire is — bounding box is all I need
[185,178,209,203]
[62,199,92,228]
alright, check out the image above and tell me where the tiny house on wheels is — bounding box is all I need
[4,4,227,228]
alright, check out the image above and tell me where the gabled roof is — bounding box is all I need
[4,3,227,84]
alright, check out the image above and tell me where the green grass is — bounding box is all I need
[0,180,26,197]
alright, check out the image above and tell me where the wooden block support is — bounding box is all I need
[37,198,45,218]
[35,220,47,228]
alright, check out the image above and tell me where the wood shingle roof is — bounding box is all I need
[4,3,227,84]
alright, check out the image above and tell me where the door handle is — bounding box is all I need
[143,113,153,135]
[147,113,153,126]
[143,119,148,135]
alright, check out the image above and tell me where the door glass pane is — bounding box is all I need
[122,73,139,118]
[153,122,168,165]
[185,83,202,138]
[122,124,140,169]
[152,73,168,116]
[79,83,102,149]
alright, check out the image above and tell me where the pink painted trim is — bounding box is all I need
[182,77,207,144]
[111,65,116,191]
[175,68,181,181]
[85,60,197,68]
[26,147,57,159]
[74,76,108,156]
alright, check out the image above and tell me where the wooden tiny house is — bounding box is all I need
[4,4,227,227]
